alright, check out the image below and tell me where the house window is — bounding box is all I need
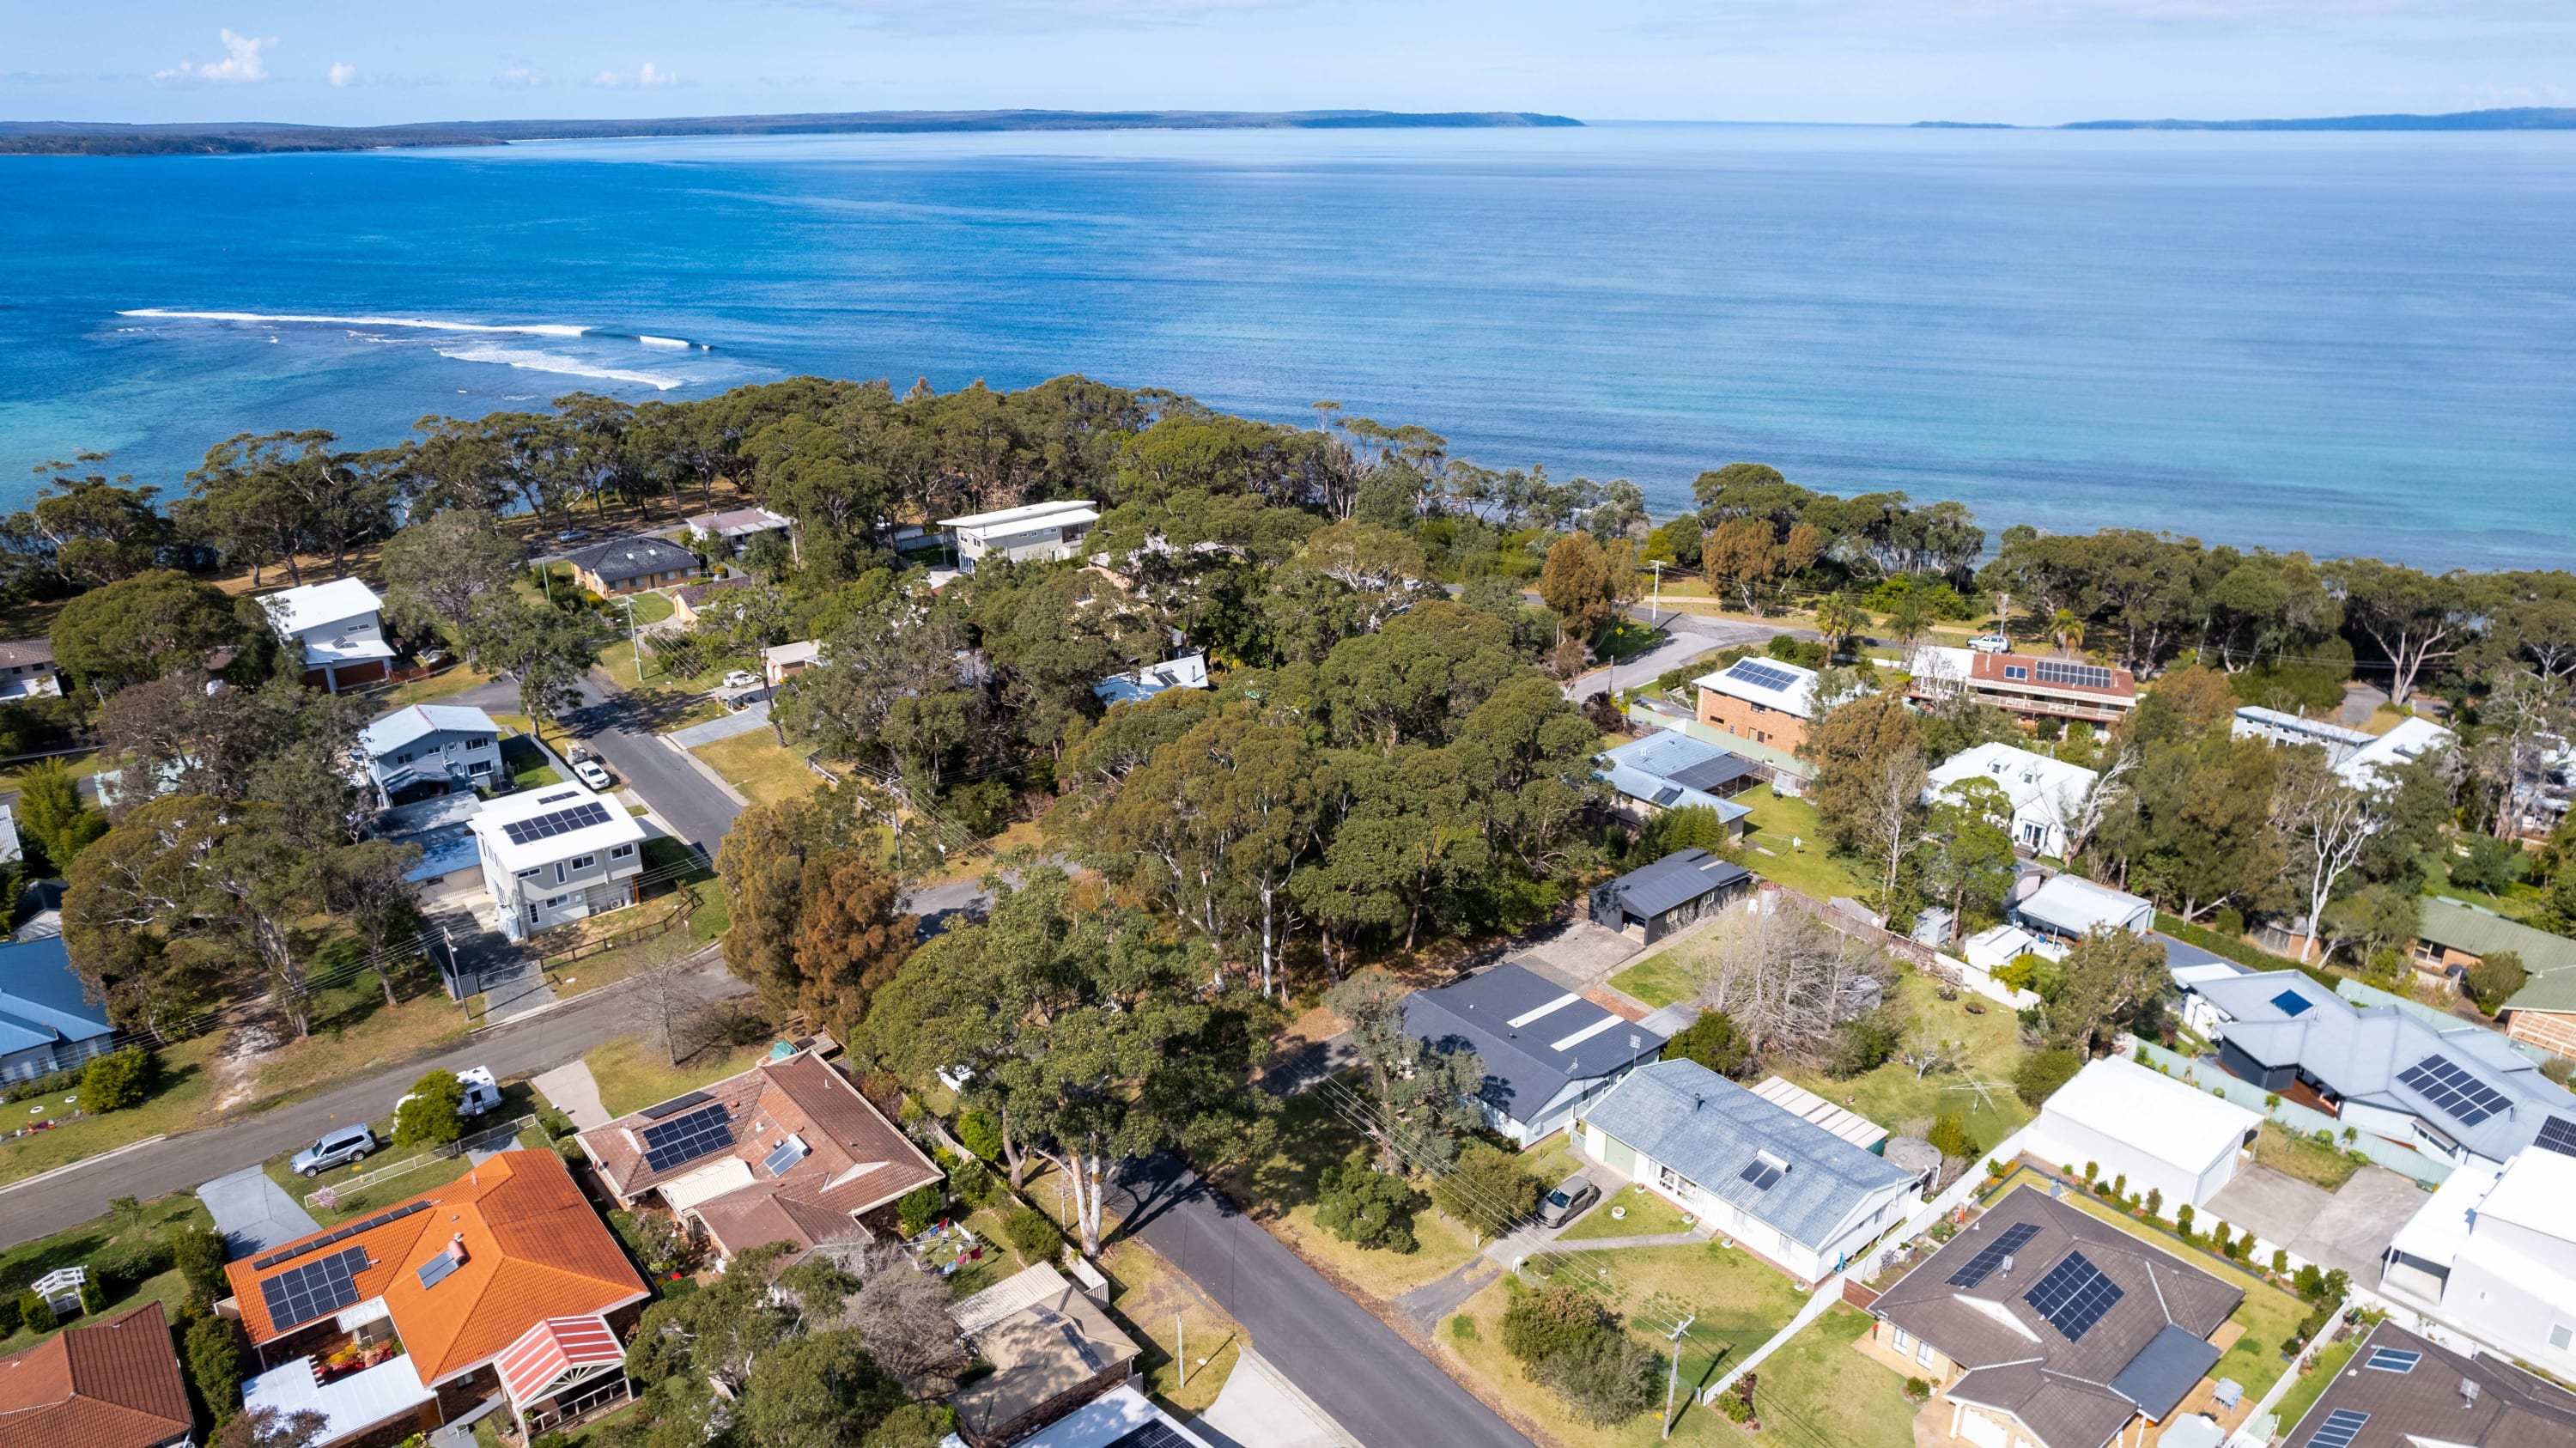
[611,843,636,860]
[1915,1338,1934,1366]
[527,903,541,922]
[570,854,597,872]
[2554,1323,2574,1352]
[1891,1327,1912,1354]
[556,861,568,885]
[470,760,494,776]
[515,867,541,879]
[393,751,414,764]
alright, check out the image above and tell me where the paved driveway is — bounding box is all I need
[197,1165,320,1260]
[668,700,771,749]
[446,674,745,856]
[2206,1163,2427,1281]
[1112,1157,1534,1448]
[1560,607,1795,702]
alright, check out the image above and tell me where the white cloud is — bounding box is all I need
[155,28,276,83]
[495,64,552,87]
[328,61,358,87]
[592,63,680,88]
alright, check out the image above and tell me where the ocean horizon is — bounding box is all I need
[4,122,2572,569]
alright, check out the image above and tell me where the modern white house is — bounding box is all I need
[1578,1059,1923,1283]
[2230,704,2455,792]
[2024,1056,2261,1209]
[2381,1140,2576,1378]
[1924,742,2098,859]
[683,507,793,558]
[357,704,502,807]
[939,499,1100,572]
[467,784,648,940]
[261,577,397,692]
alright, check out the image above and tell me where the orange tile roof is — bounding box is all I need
[0,1303,192,1448]
[223,1150,647,1386]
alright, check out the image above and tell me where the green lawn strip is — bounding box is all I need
[1736,786,1872,903]
[0,1035,222,1189]
[1557,1181,1697,1240]
[583,1037,772,1118]
[690,731,820,806]
[2253,1122,2359,1191]
[2267,1329,2365,1434]
[0,1194,214,1355]
[1607,950,1694,1010]
[1745,1303,1918,1448]
[1771,973,2033,1149]
[382,666,494,707]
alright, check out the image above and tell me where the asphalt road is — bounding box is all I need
[0,951,748,1250]
[450,672,746,856]
[1112,1157,1535,1448]
[1561,606,1796,702]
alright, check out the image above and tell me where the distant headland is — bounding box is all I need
[1918,106,2576,131]
[0,108,1582,156]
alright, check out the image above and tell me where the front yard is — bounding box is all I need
[690,730,818,806]
[581,1036,773,1118]
[1557,1180,1697,1241]
[1744,1304,1919,1448]
[0,1034,222,1188]
[1217,1089,1486,1301]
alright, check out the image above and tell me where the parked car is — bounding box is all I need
[398,1066,504,1124]
[292,1124,380,1177]
[571,757,614,790]
[1536,1172,1600,1227]
[720,670,761,691]
[1968,633,2013,654]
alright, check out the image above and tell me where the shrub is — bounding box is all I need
[2272,1249,2289,1274]
[1429,1145,1542,1239]
[1903,1377,1933,1402]
[184,1310,246,1412]
[947,1156,993,1207]
[1314,1156,1419,1254]
[1717,1382,1756,1422]
[2175,1204,2196,1238]
[78,1275,106,1313]
[895,1185,945,1237]
[175,1226,229,1305]
[21,1293,57,1335]
[1005,1208,1061,1264]
[1984,1158,2009,1180]
[392,1070,466,1148]
[1503,1284,1607,1369]
[1927,1114,1978,1161]
[96,1238,175,1297]
[0,1295,17,1336]
[80,1048,159,1111]
[1660,1010,1750,1078]
[1532,1327,1661,1427]
[2015,1049,2082,1108]
[1824,1012,1901,1078]
[2143,1187,2161,1218]
[2083,1162,2099,1183]
[1640,806,1731,861]
[956,1110,1005,1161]
[536,1108,577,1141]
[2464,951,2529,1011]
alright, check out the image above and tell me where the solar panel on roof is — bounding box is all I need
[1726,660,1801,692]
[1103,1424,1194,1448]
[501,800,615,848]
[1947,1221,2042,1288]
[2396,1053,2512,1129]
[1738,1159,1784,1190]
[2307,1408,2368,1448]
[259,1245,369,1330]
[2271,989,2313,1017]
[538,790,579,805]
[639,1102,732,1172]
[2023,1251,2123,1342]
[638,1090,713,1122]
[762,1135,810,1177]
[2536,1116,2576,1159]
[2034,659,2117,690]
[2364,1346,2421,1373]
[250,1200,432,1271]
[416,1250,461,1290]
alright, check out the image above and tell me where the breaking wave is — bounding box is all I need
[432,345,686,390]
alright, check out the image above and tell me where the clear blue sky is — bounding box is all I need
[6,1,2572,127]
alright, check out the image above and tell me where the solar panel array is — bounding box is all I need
[2271,989,2314,1017]
[2396,1053,2513,1128]
[2022,1250,2124,1342]
[2034,660,2117,690]
[1103,1424,1195,1448]
[1738,1159,1784,1191]
[260,1245,370,1330]
[762,1134,810,1177]
[639,1103,732,1172]
[501,800,614,848]
[416,1250,462,1290]
[1726,660,1802,693]
[2364,1346,2421,1373]
[639,1090,713,1122]
[2307,1408,2369,1448]
[1946,1221,2042,1288]
[2535,1115,2576,1159]
[250,1199,432,1271]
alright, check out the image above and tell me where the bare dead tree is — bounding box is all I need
[1858,746,1930,915]
[1686,901,1892,1062]
[628,929,700,1067]
[2063,747,2136,865]
[839,1243,969,1395]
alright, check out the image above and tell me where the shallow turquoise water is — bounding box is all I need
[4,124,2572,566]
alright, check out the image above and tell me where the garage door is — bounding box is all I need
[1956,1408,2009,1448]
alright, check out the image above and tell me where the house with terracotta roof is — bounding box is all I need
[220,1149,648,1448]
[574,1045,943,1264]
[0,1302,192,1448]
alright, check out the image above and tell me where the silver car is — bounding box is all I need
[1537,1173,1600,1227]
[291,1124,379,1177]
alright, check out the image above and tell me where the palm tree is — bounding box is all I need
[2050,608,2087,655]
[1813,593,1863,660]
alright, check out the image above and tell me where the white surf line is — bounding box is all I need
[120,307,590,338]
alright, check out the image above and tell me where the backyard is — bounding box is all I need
[0,1191,215,1355]
[1734,786,1871,904]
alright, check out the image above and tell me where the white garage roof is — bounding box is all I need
[2039,1056,2259,1170]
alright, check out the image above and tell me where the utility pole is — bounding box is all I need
[1662,1315,1696,1439]
[1649,559,1664,623]
[1176,1313,1187,1387]
[623,595,642,679]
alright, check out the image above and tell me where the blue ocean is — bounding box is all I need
[3,124,2572,567]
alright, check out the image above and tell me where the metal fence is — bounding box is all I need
[301,1113,541,1208]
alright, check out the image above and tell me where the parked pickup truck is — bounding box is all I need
[400,1066,505,1124]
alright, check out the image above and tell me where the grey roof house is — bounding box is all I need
[2278,1319,2576,1448]
[1577,1059,1922,1282]
[1402,963,1664,1147]
[1870,1187,2242,1448]
[563,535,702,596]
[1588,849,1753,945]
[358,703,503,806]
[2198,970,2575,1169]
[1595,733,1758,834]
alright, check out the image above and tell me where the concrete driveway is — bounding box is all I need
[2206,1164,2427,1281]
[1560,606,1796,702]
[197,1165,320,1260]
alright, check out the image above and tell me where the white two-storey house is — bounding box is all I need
[467,785,649,940]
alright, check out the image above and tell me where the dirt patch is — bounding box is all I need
[212,1020,281,1113]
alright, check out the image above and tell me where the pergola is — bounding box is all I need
[496,1314,629,1439]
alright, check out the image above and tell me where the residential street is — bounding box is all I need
[0,950,747,1251]
[449,672,746,855]
[1558,605,1799,701]
[1112,1156,1536,1448]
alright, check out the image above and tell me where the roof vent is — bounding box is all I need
[2462,1378,2480,1408]
[1999,1254,2016,1276]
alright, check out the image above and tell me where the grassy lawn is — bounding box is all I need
[0,1192,214,1355]
[254,987,472,1101]
[1992,1175,2311,1403]
[0,1035,222,1189]
[691,730,818,806]
[1594,618,1670,666]
[1438,1240,1807,1445]
[502,735,565,789]
[583,1036,771,1118]
[2425,856,2548,922]
[2268,1326,2365,1435]
[381,666,494,707]
[1607,949,1696,1010]
[623,590,675,626]
[1736,786,1873,903]
[1558,1181,1698,1240]
[1748,1304,1918,1448]
[2254,1122,2360,1191]
[1771,973,2033,1151]
[1215,1087,1486,1299]
[268,1123,554,1226]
